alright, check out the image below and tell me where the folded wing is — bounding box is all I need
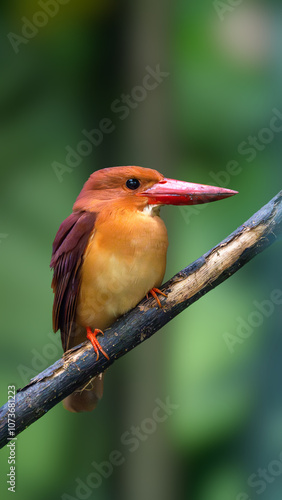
[50,211,97,350]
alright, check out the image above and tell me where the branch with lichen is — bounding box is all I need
[0,191,281,449]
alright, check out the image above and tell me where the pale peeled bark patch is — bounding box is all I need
[167,224,267,304]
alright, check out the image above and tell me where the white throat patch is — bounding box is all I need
[142,204,161,217]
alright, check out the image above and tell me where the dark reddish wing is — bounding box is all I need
[50,211,97,351]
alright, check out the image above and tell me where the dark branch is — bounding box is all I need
[0,192,282,449]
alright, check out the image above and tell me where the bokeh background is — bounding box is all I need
[1,1,282,499]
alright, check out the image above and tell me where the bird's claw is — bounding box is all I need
[146,288,168,308]
[86,327,109,361]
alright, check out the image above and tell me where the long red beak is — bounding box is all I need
[139,178,238,206]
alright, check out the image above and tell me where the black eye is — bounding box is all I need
[126,178,140,190]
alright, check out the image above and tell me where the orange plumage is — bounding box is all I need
[51,166,237,412]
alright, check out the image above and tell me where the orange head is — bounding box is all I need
[73,166,238,213]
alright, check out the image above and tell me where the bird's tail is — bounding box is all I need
[63,374,104,412]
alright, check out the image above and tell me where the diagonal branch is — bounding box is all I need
[0,192,282,449]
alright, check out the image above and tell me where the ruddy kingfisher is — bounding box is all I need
[50,166,237,412]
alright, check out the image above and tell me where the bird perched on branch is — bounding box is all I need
[50,166,237,412]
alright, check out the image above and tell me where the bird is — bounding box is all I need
[50,166,237,412]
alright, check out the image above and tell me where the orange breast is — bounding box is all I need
[75,207,168,333]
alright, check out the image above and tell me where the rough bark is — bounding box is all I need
[0,191,281,449]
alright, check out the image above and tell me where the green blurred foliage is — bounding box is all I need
[0,1,282,499]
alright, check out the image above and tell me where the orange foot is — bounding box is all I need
[86,327,109,361]
[146,288,168,308]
